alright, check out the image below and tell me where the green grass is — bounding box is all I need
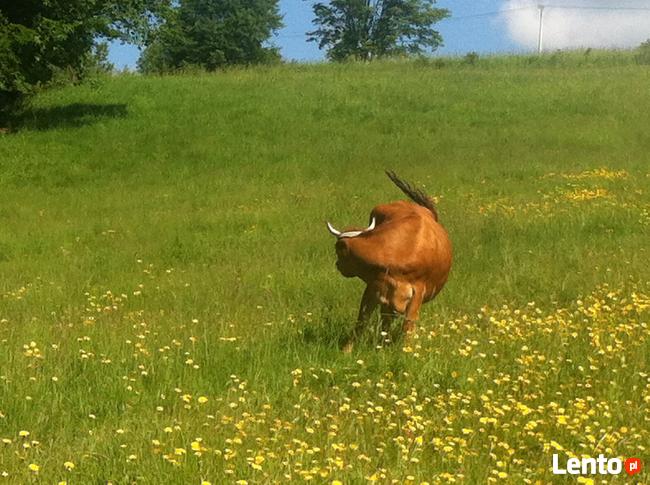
[1,54,649,483]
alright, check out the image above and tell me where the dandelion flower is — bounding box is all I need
[63,461,75,471]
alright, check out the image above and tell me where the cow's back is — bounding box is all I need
[348,200,451,300]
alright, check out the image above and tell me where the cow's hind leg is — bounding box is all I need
[342,286,378,353]
[383,283,416,345]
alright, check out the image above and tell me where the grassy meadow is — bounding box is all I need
[0,53,649,483]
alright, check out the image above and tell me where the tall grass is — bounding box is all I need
[0,55,649,483]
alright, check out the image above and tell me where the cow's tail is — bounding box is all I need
[385,170,439,221]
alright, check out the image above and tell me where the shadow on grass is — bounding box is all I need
[9,103,128,131]
[300,323,346,349]
[299,312,404,352]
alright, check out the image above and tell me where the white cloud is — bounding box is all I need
[502,0,650,50]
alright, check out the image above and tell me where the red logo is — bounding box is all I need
[625,458,643,476]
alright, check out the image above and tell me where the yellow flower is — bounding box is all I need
[19,430,30,438]
[198,396,208,404]
[63,461,75,471]
[524,420,537,431]
[332,481,343,485]
[28,463,40,472]
[201,481,212,485]
[577,478,594,485]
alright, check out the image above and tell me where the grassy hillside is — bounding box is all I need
[1,55,649,483]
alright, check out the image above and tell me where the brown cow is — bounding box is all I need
[326,171,452,352]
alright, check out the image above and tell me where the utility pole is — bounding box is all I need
[537,5,545,54]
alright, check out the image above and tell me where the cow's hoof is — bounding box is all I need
[402,320,416,334]
[341,341,354,353]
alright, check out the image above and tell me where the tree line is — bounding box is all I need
[1,0,448,120]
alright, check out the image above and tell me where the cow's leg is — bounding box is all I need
[342,285,378,353]
[380,304,395,332]
[402,286,424,337]
[380,304,397,345]
[380,282,415,345]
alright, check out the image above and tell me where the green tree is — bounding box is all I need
[307,0,449,61]
[138,0,283,74]
[0,0,167,121]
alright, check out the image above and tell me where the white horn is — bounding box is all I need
[326,221,342,237]
[335,217,377,239]
[366,217,376,232]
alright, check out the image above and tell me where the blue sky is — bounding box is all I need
[108,0,650,69]
[108,0,521,69]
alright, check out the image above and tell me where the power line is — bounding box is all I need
[546,4,650,11]
[271,4,650,40]
[443,4,650,22]
[444,6,536,21]
[272,7,538,38]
